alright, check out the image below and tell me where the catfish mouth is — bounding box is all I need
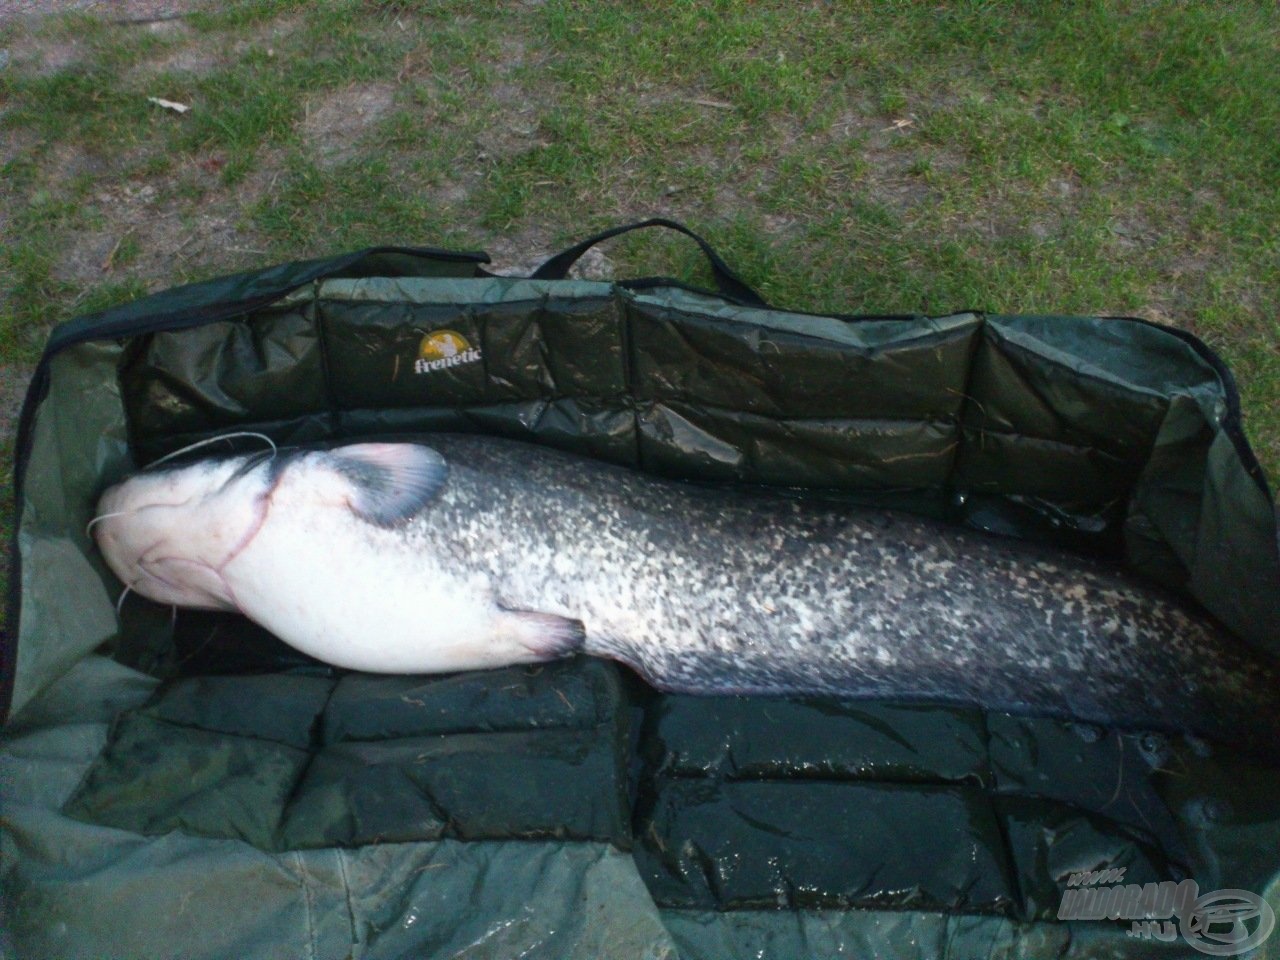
[137,552,242,612]
[109,546,234,612]
[90,456,282,613]
[92,506,243,613]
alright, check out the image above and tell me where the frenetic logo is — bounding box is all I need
[414,330,482,375]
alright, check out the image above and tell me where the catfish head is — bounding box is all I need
[92,443,448,613]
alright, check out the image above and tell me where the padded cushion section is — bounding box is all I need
[643,697,990,783]
[636,778,1014,912]
[322,667,621,740]
[627,304,976,419]
[122,305,325,438]
[63,710,313,845]
[64,663,1231,921]
[63,659,631,852]
[634,403,961,487]
[635,697,1199,921]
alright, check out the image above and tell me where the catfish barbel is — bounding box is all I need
[92,434,1280,749]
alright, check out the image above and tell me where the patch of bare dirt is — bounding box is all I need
[4,32,81,74]
[135,21,219,76]
[762,212,800,236]
[0,1,208,22]
[1134,302,1175,326]
[493,33,528,75]
[43,140,113,181]
[628,83,737,114]
[825,108,954,212]
[0,125,41,168]
[474,102,543,160]
[644,100,969,227]
[472,73,557,163]
[3,6,271,90]
[486,228,615,281]
[148,43,217,74]
[52,163,269,288]
[430,180,469,205]
[227,151,283,207]
[1108,212,1160,251]
[301,82,397,167]
[230,14,300,58]
[381,47,560,213]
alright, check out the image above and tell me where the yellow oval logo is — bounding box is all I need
[414,330,483,376]
[418,330,472,361]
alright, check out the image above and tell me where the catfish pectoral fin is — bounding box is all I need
[498,610,586,659]
[325,443,449,527]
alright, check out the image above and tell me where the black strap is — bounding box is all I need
[530,218,768,308]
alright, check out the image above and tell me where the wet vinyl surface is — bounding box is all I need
[63,653,1274,924]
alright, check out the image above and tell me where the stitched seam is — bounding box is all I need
[335,847,359,951]
[292,849,318,960]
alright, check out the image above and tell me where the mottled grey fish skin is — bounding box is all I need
[404,435,1280,749]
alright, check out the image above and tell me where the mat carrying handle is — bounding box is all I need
[530,218,768,308]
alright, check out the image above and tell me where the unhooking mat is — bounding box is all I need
[4,219,1279,959]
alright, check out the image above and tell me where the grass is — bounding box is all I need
[2,0,1279,625]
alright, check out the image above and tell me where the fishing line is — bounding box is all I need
[86,433,278,539]
[145,432,278,470]
[86,511,132,538]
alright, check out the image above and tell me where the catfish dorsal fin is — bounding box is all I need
[327,443,449,527]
